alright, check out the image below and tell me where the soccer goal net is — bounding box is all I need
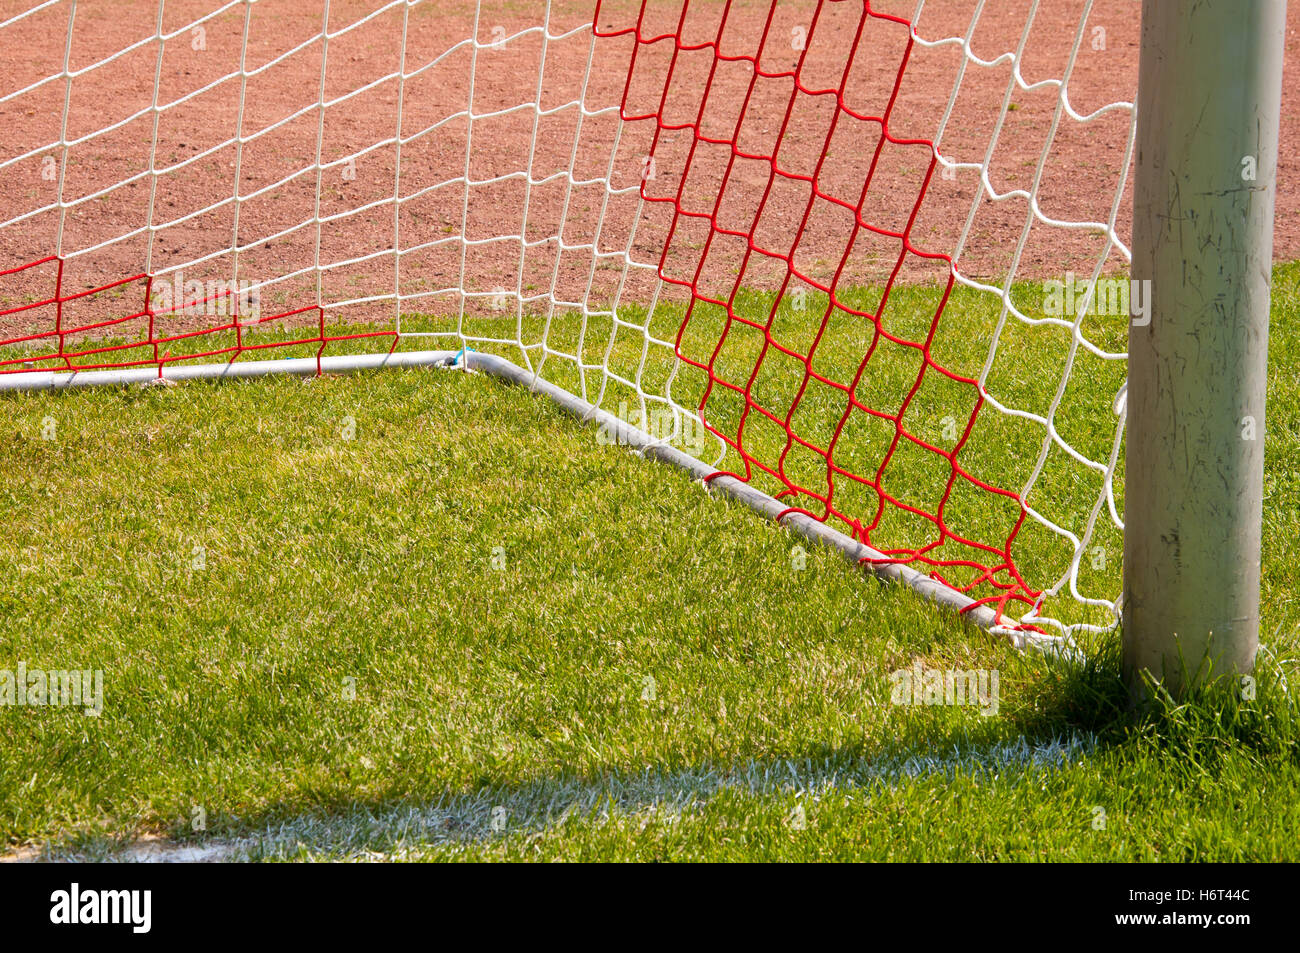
[0,0,1141,641]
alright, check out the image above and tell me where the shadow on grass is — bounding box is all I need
[1019,628,1300,764]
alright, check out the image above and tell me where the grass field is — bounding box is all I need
[0,264,1297,861]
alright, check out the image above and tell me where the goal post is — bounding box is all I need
[1124,0,1286,698]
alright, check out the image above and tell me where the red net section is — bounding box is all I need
[595,0,1038,627]
[0,257,394,377]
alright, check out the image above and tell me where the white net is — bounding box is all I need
[0,0,1138,638]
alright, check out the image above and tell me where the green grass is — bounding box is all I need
[0,264,1297,861]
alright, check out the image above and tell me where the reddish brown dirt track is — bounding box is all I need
[0,0,1297,344]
